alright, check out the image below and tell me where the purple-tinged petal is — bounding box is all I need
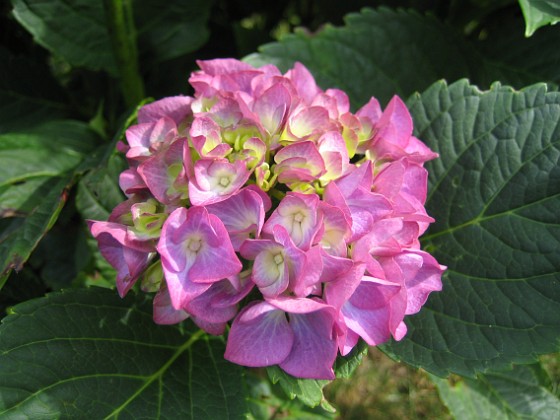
[189,159,251,205]
[137,138,188,204]
[382,251,445,315]
[252,246,290,297]
[284,62,321,104]
[137,96,193,125]
[317,131,350,183]
[374,95,413,150]
[157,207,242,309]
[191,317,227,335]
[225,301,294,367]
[126,117,178,161]
[286,106,333,141]
[196,58,255,75]
[323,262,366,309]
[356,96,382,123]
[318,200,351,257]
[263,192,322,250]
[153,284,189,325]
[206,186,269,250]
[119,168,148,197]
[253,82,292,135]
[89,221,152,297]
[342,277,407,346]
[268,297,338,380]
[185,279,245,324]
[184,211,242,283]
[274,141,325,184]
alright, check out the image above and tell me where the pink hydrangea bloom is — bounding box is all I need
[89,58,446,380]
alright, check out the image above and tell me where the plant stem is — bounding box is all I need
[104,0,145,108]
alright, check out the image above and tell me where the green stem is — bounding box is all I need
[104,0,145,108]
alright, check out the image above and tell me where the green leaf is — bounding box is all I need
[245,8,500,107]
[382,80,560,376]
[76,153,127,221]
[0,48,70,133]
[0,288,249,418]
[333,339,368,379]
[0,121,97,186]
[134,0,213,64]
[264,341,368,410]
[267,366,332,411]
[519,0,560,36]
[11,0,214,74]
[0,174,73,284]
[0,121,99,283]
[432,364,560,419]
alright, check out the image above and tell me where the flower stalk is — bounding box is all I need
[104,0,145,108]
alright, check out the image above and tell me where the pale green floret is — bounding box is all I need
[273,253,284,265]
[187,237,203,253]
[140,261,163,292]
[222,125,262,150]
[132,199,168,239]
[219,176,231,187]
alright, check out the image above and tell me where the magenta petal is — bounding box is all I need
[225,302,294,367]
[279,310,337,380]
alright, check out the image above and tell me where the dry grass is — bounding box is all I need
[324,348,452,419]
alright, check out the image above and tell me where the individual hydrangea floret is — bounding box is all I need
[90,58,446,380]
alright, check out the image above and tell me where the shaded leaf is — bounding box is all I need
[477,10,560,86]
[0,48,70,133]
[0,288,249,418]
[382,80,560,376]
[0,121,99,283]
[11,0,214,74]
[76,153,127,221]
[432,364,560,419]
[0,174,73,283]
[519,0,560,36]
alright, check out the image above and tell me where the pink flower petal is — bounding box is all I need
[225,302,294,367]
[137,96,193,125]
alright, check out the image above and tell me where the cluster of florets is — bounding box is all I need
[90,59,445,379]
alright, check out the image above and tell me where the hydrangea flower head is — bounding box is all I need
[90,58,446,380]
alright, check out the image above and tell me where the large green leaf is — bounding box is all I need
[518,0,560,36]
[11,0,213,74]
[0,288,249,418]
[382,80,560,376]
[245,7,509,107]
[432,363,560,419]
[0,121,99,283]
